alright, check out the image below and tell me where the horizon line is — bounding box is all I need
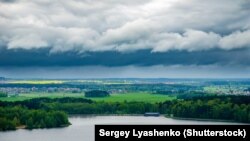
[2,77,250,80]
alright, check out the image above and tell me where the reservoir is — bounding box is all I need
[0,116,244,141]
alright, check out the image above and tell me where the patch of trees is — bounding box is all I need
[160,97,250,123]
[0,92,7,97]
[0,97,93,109]
[176,92,215,99]
[0,106,70,131]
[0,118,15,131]
[85,90,110,97]
[43,102,158,115]
[154,90,177,95]
[178,95,250,104]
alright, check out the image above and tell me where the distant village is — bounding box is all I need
[0,86,249,97]
[0,87,81,96]
[0,77,250,97]
[0,86,131,97]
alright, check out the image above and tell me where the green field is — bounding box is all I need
[89,93,175,103]
[8,80,65,84]
[0,92,175,103]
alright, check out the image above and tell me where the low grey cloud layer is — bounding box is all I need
[0,0,250,53]
[1,65,250,79]
[1,48,250,67]
[0,0,250,78]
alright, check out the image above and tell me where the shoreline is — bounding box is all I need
[8,123,71,131]
[69,114,248,124]
[168,116,245,123]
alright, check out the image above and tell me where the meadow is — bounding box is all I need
[89,93,175,103]
[7,80,65,84]
[0,92,175,103]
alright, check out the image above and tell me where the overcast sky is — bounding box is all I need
[0,0,250,78]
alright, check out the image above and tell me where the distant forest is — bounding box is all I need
[85,90,110,97]
[0,95,249,131]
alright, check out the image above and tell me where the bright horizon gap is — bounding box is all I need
[2,77,250,80]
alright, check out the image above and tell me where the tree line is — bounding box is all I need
[0,92,7,97]
[0,95,249,131]
[160,99,250,122]
[0,106,70,131]
[85,90,110,97]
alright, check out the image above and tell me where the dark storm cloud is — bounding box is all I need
[0,0,250,79]
[0,0,250,53]
[0,47,250,67]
